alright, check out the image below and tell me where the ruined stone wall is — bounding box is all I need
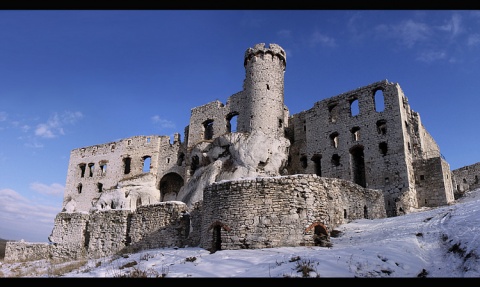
[86,210,131,259]
[414,157,454,207]
[452,162,480,196]
[64,135,165,212]
[128,201,190,251]
[4,241,51,263]
[290,80,412,217]
[48,212,90,260]
[201,174,386,251]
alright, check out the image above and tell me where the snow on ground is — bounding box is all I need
[1,189,480,278]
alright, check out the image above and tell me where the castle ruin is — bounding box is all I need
[5,43,461,262]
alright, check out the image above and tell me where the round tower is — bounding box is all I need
[238,43,287,137]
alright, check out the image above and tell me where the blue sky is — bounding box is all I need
[1,10,480,242]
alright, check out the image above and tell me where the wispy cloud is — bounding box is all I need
[277,29,291,39]
[30,182,64,196]
[308,31,336,48]
[376,19,431,49]
[35,111,83,139]
[438,13,463,38]
[151,115,175,129]
[468,34,480,47]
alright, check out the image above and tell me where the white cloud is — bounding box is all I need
[151,115,175,129]
[30,182,65,196]
[438,13,463,37]
[35,111,83,139]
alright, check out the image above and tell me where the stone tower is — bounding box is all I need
[238,43,287,137]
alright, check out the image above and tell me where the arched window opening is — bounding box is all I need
[328,103,339,123]
[350,146,366,188]
[88,163,94,177]
[99,163,107,176]
[351,127,360,141]
[97,182,103,193]
[203,119,214,140]
[330,132,339,148]
[226,113,239,133]
[376,120,387,135]
[364,205,369,219]
[123,157,131,174]
[300,155,308,169]
[142,156,151,173]
[343,209,347,219]
[77,183,82,194]
[379,142,388,156]
[350,98,359,116]
[374,89,385,112]
[311,154,322,176]
[331,154,340,167]
[79,163,86,178]
[278,118,283,128]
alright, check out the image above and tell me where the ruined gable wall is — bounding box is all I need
[187,100,228,149]
[201,174,385,250]
[63,135,167,213]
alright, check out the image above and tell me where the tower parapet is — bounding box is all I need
[239,43,287,137]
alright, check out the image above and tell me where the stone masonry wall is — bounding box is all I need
[201,174,386,251]
[452,162,480,197]
[4,241,51,263]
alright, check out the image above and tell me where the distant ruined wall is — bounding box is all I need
[452,162,480,197]
[201,174,386,251]
[4,242,51,263]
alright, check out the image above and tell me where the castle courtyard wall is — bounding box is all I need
[201,174,386,251]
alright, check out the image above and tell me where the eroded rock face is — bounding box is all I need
[177,130,291,207]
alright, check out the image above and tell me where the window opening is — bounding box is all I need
[350,146,366,187]
[420,175,425,180]
[311,154,322,176]
[97,182,103,193]
[203,119,214,140]
[77,183,83,194]
[374,89,385,112]
[364,205,368,219]
[79,163,86,178]
[379,142,388,156]
[100,163,107,176]
[88,163,94,177]
[376,120,387,135]
[351,127,360,141]
[350,98,359,116]
[226,113,238,133]
[328,103,338,123]
[300,155,308,169]
[123,157,131,174]
[330,132,339,148]
[331,154,340,167]
[143,156,151,172]
[343,209,347,219]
